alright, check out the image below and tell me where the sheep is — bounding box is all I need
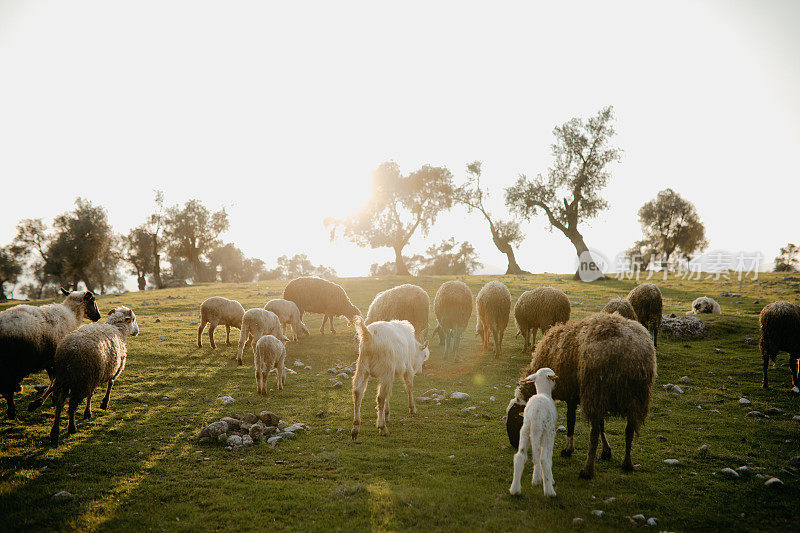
[30,306,139,445]
[601,298,638,321]
[508,313,657,479]
[354,284,429,353]
[283,276,360,335]
[687,296,721,316]
[254,334,287,396]
[513,286,571,352]
[237,309,289,366]
[350,316,429,439]
[627,283,663,347]
[476,281,511,357]
[509,367,558,498]
[0,288,101,419]
[197,296,245,349]
[759,301,800,392]
[432,280,473,359]
[264,299,310,341]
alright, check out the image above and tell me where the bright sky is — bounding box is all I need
[1,1,798,281]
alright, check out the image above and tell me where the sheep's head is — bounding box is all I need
[107,306,139,336]
[62,288,101,322]
[418,340,430,362]
[522,367,557,395]
[345,305,361,326]
[296,322,310,338]
[692,297,712,314]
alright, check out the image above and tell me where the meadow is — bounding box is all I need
[1,273,799,532]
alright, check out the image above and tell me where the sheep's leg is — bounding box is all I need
[351,365,368,439]
[762,354,770,389]
[446,330,454,359]
[50,391,66,445]
[99,379,114,410]
[197,319,207,348]
[403,373,416,415]
[561,401,577,458]
[492,326,501,358]
[208,320,219,350]
[531,434,543,486]
[276,354,286,390]
[483,323,491,352]
[542,438,556,497]
[225,325,231,346]
[83,393,92,420]
[599,419,612,460]
[621,418,635,471]
[579,421,600,479]
[329,315,336,334]
[790,354,800,393]
[531,328,538,348]
[67,396,81,435]
[236,323,250,366]
[510,419,530,495]
[376,380,392,436]
[652,324,658,348]
[320,315,328,335]
[522,328,531,352]
[2,390,15,420]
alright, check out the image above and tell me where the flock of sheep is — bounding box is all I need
[1,276,799,499]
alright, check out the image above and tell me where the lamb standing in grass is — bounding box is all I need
[30,307,139,445]
[432,280,473,359]
[265,299,310,342]
[197,296,245,348]
[237,309,289,366]
[351,317,429,439]
[0,288,101,419]
[254,334,287,396]
[627,283,663,347]
[510,367,558,498]
[687,296,721,315]
[514,286,571,352]
[759,301,800,392]
[476,281,511,357]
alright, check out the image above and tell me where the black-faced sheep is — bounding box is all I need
[32,306,139,445]
[687,296,721,316]
[432,281,473,359]
[0,288,101,419]
[601,298,638,321]
[759,301,800,392]
[264,299,310,342]
[351,317,429,439]
[282,276,360,335]
[198,296,245,348]
[508,313,656,479]
[627,283,663,347]
[513,286,571,352]
[254,334,287,396]
[237,309,289,366]
[476,281,511,357]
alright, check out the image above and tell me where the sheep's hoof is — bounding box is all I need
[578,468,594,480]
[621,460,634,472]
[600,449,612,460]
[509,486,521,496]
[67,424,76,435]
[379,427,389,437]
[350,427,359,440]
[544,490,557,498]
[762,383,769,389]
[197,342,202,348]
[237,360,243,367]
[561,448,574,458]
[50,433,59,446]
[226,341,231,346]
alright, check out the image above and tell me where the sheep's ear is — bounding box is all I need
[84,291,95,300]
[107,309,115,315]
[124,316,132,323]
[421,341,429,350]
[60,287,70,296]
[547,374,558,381]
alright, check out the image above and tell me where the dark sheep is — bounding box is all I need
[513,286,571,352]
[601,298,638,321]
[626,283,663,347]
[759,301,800,392]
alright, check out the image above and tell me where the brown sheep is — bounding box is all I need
[366,284,430,342]
[476,281,511,357]
[197,297,245,349]
[513,286,571,352]
[626,283,663,347]
[601,298,638,321]
[283,276,360,335]
[508,313,656,479]
[759,301,800,392]
[432,281,473,359]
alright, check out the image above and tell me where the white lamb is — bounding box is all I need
[510,367,558,498]
[254,334,287,396]
[351,316,429,439]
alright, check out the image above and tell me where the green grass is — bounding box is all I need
[1,273,799,532]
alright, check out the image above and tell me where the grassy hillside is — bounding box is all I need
[1,273,799,532]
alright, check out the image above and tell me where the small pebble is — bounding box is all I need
[603,497,615,504]
[664,459,679,466]
[739,398,751,405]
[333,381,344,388]
[671,385,684,394]
[557,425,567,433]
[461,406,476,413]
[632,514,646,523]
[679,376,690,383]
[572,517,584,526]
[764,477,784,489]
[591,510,604,517]
[52,491,73,501]
[720,468,739,478]
[646,517,657,527]
[736,466,751,477]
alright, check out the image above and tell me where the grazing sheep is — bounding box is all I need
[476,281,511,357]
[759,301,800,392]
[509,367,558,498]
[0,288,101,419]
[366,284,430,342]
[237,309,289,366]
[687,296,721,316]
[265,299,310,341]
[351,317,429,439]
[198,296,245,348]
[514,287,571,352]
[508,313,657,479]
[627,283,663,347]
[33,307,139,445]
[601,298,638,321]
[254,334,287,396]
[432,281,473,359]
[283,276,360,335]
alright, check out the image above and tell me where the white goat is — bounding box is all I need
[351,317,429,439]
[510,367,558,498]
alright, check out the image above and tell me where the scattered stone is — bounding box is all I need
[226,435,243,447]
[720,291,732,297]
[221,417,241,431]
[743,337,756,345]
[632,514,645,523]
[280,431,295,439]
[746,411,764,418]
[284,423,308,433]
[697,444,709,455]
[657,435,667,441]
[660,315,707,339]
[663,383,675,391]
[242,413,259,425]
[672,385,684,394]
[336,372,350,380]
[259,411,280,426]
[294,360,305,367]
[219,395,236,404]
[679,376,690,384]
[591,510,604,518]
[603,497,616,504]
[739,398,751,405]
[720,468,739,478]
[736,466,751,477]
[449,391,470,400]
[764,477,784,489]
[448,454,455,459]
[489,396,495,402]
[714,348,723,354]
[242,435,254,446]
[765,407,783,416]
[267,435,282,445]
[304,366,312,371]
[646,517,657,527]
[333,381,344,388]
[249,423,266,440]
[217,434,228,443]
[52,491,73,501]
[461,406,476,413]
[572,518,584,526]
[557,425,567,433]
[199,420,229,439]
[663,459,679,466]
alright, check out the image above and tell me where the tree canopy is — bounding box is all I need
[775,243,799,272]
[164,199,229,282]
[0,245,24,300]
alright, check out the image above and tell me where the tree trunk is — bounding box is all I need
[153,251,163,289]
[137,274,146,291]
[503,249,528,275]
[0,282,7,301]
[568,232,605,281]
[394,246,410,276]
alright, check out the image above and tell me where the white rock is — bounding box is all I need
[573,517,584,526]
[735,466,751,477]
[242,435,254,446]
[664,459,680,466]
[304,365,312,370]
[284,423,307,433]
[489,396,495,402]
[672,385,684,394]
[294,360,305,367]
[448,454,455,459]
[764,477,784,488]
[52,491,73,501]
[461,406,476,413]
[591,510,604,517]
[739,398,751,405]
[632,514,645,523]
[267,436,282,445]
[333,381,344,388]
[219,395,236,404]
[720,468,739,478]
[449,391,470,400]
[226,435,243,447]
[679,376,690,383]
[646,517,657,526]
[557,425,567,433]
[603,497,616,504]
[663,383,675,391]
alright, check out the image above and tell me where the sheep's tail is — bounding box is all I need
[353,315,371,347]
[28,379,56,411]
